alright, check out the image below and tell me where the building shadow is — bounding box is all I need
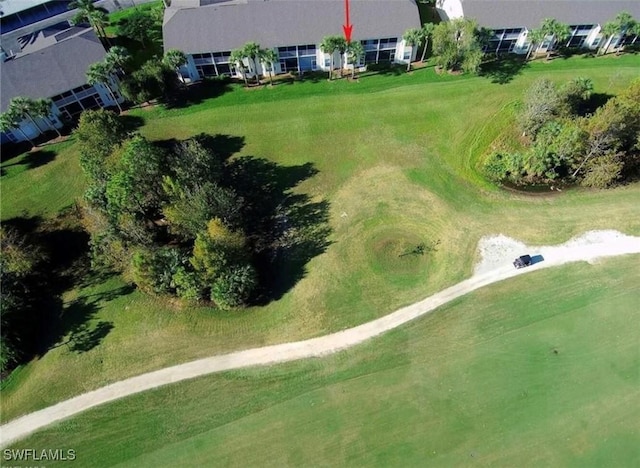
[479,55,529,84]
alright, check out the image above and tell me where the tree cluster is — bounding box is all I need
[0,229,41,372]
[75,110,259,309]
[484,78,640,188]
[116,4,163,48]
[431,18,487,74]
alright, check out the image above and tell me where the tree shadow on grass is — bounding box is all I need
[163,78,233,109]
[1,150,56,177]
[479,55,529,84]
[0,211,132,368]
[224,156,332,303]
[119,114,146,133]
[154,134,246,167]
[49,284,133,354]
[581,92,614,115]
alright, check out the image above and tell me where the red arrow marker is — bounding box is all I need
[343,0,353,43]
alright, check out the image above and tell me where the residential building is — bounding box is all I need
[436,0,640,55]
[1,0,155,56]
[163,0,422,82]
[1,25,122,144]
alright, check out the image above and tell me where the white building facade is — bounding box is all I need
[436,0,640,56]
[164,0,422,82]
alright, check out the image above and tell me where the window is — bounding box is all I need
[403,51,411,60]
[196,64,217,77]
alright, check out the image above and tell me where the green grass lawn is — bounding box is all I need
[1,54,639,423]
[15,256,640,466]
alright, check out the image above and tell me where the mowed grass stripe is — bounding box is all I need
[15,256,640,466]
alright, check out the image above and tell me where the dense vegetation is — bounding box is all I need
[75,110,328,309]
[484,78,640,188]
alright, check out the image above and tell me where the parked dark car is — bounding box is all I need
[513,254,532,269]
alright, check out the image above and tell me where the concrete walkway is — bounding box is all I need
[2,230,639,446]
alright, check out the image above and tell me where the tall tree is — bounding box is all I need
[87,62,123,113]
[163,49,188,71]
[600,12,636,54]
[320,36,342,80]
[69,0,109,44]
[7,97,46,137]
[629,20,640,46]
[432,18,484,73]
[243,42,263,85]
[230,48,249,87]
[347,41,365,78]
[0,110,34,147]
[31,99,62,138]
[526,28,547,60]
[539,18,571,56]
[403,28,423,72]
[259,49,278,86]
[104,46,131,76]
[163,49,188,84]
[420,23,435,62]
[118,8,157,47]
[336,37,348,77]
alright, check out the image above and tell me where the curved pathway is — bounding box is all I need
[2,231,640,446]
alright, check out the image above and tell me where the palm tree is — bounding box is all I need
[614,12,634,54]
[8,97,46,136]
[403,28,423,71]
[105,46,131,76]
[599,21,619,55]
[540,18,571,56]
[336,37,348,77]
[629,20,640,46]
[243,42,262,85]
[526,28,547,60]
[32,99,62,138]
[320,36,341,80]
[347,41,365,79]
[420,23,435,62]
[87,62,122,113]
[163,49,188,83]
[0,110,34,147]
[230,48,249,87]
[69,0,109,44]
[260,49,278,86]
[163,49,187,70]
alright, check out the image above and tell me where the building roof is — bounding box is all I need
[459,0,640,30]
[0,0,53,18]
[163,0,421,54]
[1,27,106,112]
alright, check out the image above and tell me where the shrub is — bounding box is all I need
[211,264,258,310]
[131,247,185,295]
[483,151,524,182]
[580,153,624,188]
[172,267,205,301]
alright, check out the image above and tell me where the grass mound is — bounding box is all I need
[366,229,430,286]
